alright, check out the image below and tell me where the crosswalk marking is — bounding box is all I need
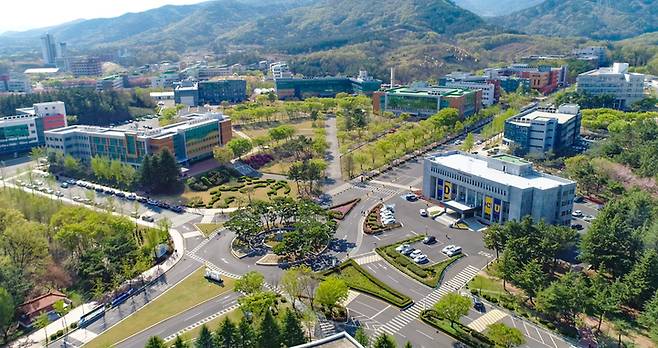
[185,252,240,279]
[318,319,336,337]
[341,290,360,307]
[353,252,383,265]
[351,183,401,197]
[375,265,480,336]
[188,228,224,254]
[467,309,507,332]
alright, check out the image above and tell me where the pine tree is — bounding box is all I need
[238,317,256,348]
[173,335,188,348]
[139,154,153,191]
[372,334,397,348]
[281,309,306,347]
[145,336,167,348]
[196,325,215,348]
[257,310,281,348]
[157,148,180,192]
[354,327,369,347]
[215,317,238,348]
[404,342,413,348]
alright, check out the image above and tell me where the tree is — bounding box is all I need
[483,224,506,259]
[238,291,278,319]
[257,310,281,348]
[591,276,626,332]
[372,333,397,348]
[145,336,167,348]
[281,309,306,347]
[139,155,154,191]
[35,312,50,346]
[53,300,69,334]
[0,220,48,272]
[536,272,589,324]
[433,292,471,328]
[404,342,413,348]
[154,149,180,193]
[623,248,658,307]
[354,327,369,347]
[281,267,303,309]
[236,271,265,295]
[513,260,546,304]
[173,335,189,348]
[215,317,238,348]
[0,288,15,343]
[315,276,348,312]
[486,323,525,348]
[460,133,475,152]
[227,138,253,158]
[237,317,256,348]
[195,325,214,348]
[213,146,234,165]
[640,290,658,343]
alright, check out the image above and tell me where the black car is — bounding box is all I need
[472,296,485,312]
[422,236,437,245]
[571,224,584,230]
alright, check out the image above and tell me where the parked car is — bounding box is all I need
[413,255,428,264]
[572,210,583,218]
[141,215,155,222]
[571,224,584,230]
[419,209,428,217]
[442,245,462,257]
[422,236,436,245]
[60,182,69,189]
[410,249,423,258]
[395,244,411,252]
[404,193,418,202]
[401,247,415,256]
[583,215,594,223]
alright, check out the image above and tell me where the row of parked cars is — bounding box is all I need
[380,206,397,225]
[395,243,428,264]
[63,179,185,213]
[15,179,64,197]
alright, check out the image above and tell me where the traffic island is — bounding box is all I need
[376,237,464,288]
[420,309,495,348]
[363,203,401,234]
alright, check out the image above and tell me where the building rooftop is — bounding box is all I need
[150,91,175,98]
[426,151,574,190]
[580,63,644,77]
[386,86,473,97]
[24,67,60,74]
[292,332,364,348]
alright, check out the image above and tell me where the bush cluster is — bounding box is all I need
[187,166,241,191]
[243,153,274,169]
[420,310,494,348]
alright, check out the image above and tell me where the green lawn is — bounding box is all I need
[376,237,464,288]
[468,275,506,296]
[195,223,223,237]
[85,267,235,348]
[324,259,412,307]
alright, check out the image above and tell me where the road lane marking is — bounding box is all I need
[416,330,435,340]
[371,305,391,320]
[354,299,379,312]
[549,333,558,348]
[536,327,545,344]
[387,275,400,283]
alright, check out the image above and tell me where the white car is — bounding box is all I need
[572,210,583,218]
[395,244,411,252]
[583,215,594,222]
[382,219,397,225]
[419,209,428,217]
[410,249,423,258]
[443,245,462,257]
[413,255,428,264]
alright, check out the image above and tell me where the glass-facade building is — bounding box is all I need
[274,74,382,100]
[380,86,482,119]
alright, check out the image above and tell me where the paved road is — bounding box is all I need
[324,115,344,189]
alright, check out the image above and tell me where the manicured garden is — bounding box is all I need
[364,203,401,234]
[328,198,360,220]
[323,259,413,308]
[420,309,495,348]
[376,237,464,287]
[184,174,296,209]
[84,267,235,348]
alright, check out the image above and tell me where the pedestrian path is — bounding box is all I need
[375,265,480,337]
[467,309,507,332]
[353,252,383,265]
[351,183,401,197]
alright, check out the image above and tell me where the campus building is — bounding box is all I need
[577,63,645,110]
[274,71,382,100]
[174,80,247,106]
[423,151,576,226]
[44,112,232,166]
[0,101,67,156]
[485,64,567,94]
[503,104,582,156]
[70,57,103,77]
[373,83,482,118]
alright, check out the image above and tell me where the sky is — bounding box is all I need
[0,0,207,33]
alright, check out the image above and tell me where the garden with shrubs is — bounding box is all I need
[322,259,413,308]
[376,237,463,288]
[184,169,296,209]
[363,203,401,234]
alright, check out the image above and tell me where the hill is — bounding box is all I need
[452,0,543,17]
[497,0,658,40]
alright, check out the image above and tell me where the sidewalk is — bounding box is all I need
[11,303,97,348]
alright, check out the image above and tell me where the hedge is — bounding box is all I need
[420,310,494,348]
[323,259,413,308]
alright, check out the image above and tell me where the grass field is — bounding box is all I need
[260,161,293,176]
[195,223,223,237]
[85,267,235,348]
[240,119,316,140]
[468,275,506,296]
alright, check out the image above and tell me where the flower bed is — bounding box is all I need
[420,309,494,348]
[243,153,274,169]
[376,237,463,288]
[363,203,401,234]
[323,259,413,308]
[328,198,361,220]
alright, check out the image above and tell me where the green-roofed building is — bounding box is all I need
[373,84,482,119]
[275,70,381,100]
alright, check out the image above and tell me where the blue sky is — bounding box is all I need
[1,0,207,33]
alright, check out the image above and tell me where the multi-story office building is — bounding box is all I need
[96,74,127,91]
[0,74,32,93]
[40,34,58,65]
[503,104,581,156]
[485,64,567,94]
[572,46,607,66]
[373,84,482,119]
[270,62,292,79]
[274,71,382,100]
[174,80,247,106]
[0,102,67,156]
[70,57,103,77]
[45,112,232,166]
[577,63,645,110]
[423,151,576,226]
